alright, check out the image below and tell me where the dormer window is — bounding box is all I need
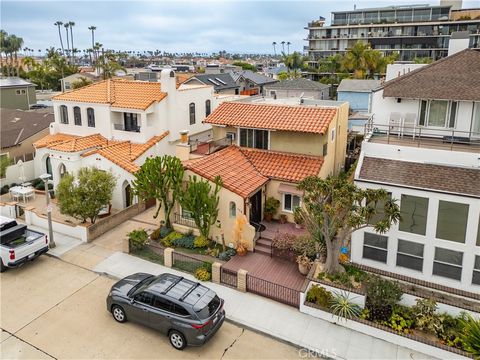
[60,105,68,124]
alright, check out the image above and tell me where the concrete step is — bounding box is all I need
[261,230,276,241]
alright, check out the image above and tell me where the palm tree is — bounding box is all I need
[281,41,286,54]
[286,41,291,55]
[272,42,277,57]
[0,30,7,72]
[68,21,75,64]
[64,23,70,61]
[341,41,368,79]
[88,26,96,65]
[93,42,102,66]
[96,51,126,80]
[54,21,65,55]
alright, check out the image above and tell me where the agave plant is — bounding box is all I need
[330,291,362,322]
[458,313,480,357]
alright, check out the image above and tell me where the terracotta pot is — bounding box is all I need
[237,246,247,256]
[264,213,273,222]
[279,215,287,224]
[298,262,310,275]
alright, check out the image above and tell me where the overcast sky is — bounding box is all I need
[1,0,478,54]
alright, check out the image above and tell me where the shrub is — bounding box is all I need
[411,298,445,335]
[160,226,172,238]
[218,251,231,261]
[128,229,149,251]
[225,248,237,257]
[1,185,9,195]
[35,182,54,191]
[292,235,316,259]
[202,261,213,273]
[438,314,465,350]
[173,235,195,249]
[272,232,296,250]
[194,267,211,282]
[31,178,42,187]
[194,235,210,248]
[293,206,304,225]
[459,313,480,357]
[264,197,280,218]
[365,276,403,321]
[205,247,220,258]
[161,231,183,247]
[150,227,162,241]
[343,264,369,283]
[306,284,333,308]
[329,291,362,321]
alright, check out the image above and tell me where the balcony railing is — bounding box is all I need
[113,123,141,132]
[189,137,232,155]
[365,123,480,152]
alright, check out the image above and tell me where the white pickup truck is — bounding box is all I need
[0,216,49,272]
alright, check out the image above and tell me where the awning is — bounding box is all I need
[278,183,303,197]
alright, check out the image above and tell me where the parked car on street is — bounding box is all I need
[106,272,225,350]
[0,216,48,272]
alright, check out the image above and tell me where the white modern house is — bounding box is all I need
[33,69,223,210]
[351,48,480,293]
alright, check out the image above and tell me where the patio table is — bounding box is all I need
[9,186,35,203]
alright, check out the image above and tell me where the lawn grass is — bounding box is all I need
[175,243,224,255]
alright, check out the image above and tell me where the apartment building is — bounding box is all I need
[305,2,480,65]
[351,49,480,293]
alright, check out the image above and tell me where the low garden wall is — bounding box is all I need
[86,202,146,242]
[300,281,473,359]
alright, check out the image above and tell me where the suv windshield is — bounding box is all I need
[128,276,155,296]
[196,295,221,319]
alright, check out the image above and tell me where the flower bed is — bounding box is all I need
[301,280,479,358]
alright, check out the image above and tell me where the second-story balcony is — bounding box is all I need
[365,122,480,153]
[189,137,232,156]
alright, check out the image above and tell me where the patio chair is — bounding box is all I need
[389,112,402,137]
[9,189,20,202]
[402,113,417,139]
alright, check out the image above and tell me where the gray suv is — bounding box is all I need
[106,272,225,350]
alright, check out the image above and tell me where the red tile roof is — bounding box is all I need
[185,146,269,198]
[240,148,323,182]
[81,132,169,173]
[33,133,79,149]
[53,79,167,110]
[204,102,337,134]
[48,133,109,152]
[185,145,323,198]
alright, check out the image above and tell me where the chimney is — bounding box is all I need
[160,68,176,95]
[448,31,470,56]
[176,130,190,161]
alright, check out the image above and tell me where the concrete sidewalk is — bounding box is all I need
[94,252,436,360]
[22,224,83,257]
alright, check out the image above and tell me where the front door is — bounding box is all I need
[249,190,262,224]
[125,184,131,208]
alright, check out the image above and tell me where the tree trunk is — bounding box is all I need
[324,236,345,274]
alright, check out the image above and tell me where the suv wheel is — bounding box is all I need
[111,305,127,323]
[169,330,186,350]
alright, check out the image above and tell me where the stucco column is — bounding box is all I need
[164,247,174,268]
[122,237,130,253]
[237,269,248,292]
[140,112,147,132]
[211,262,222,284]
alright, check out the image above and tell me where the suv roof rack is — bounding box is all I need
[179,282,201,302]
[161,276,184,295]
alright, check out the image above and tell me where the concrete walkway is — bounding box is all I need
[94,252,437,360]
[22,224,83,257]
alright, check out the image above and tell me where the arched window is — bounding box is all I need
[73,106,82,126]
[87,108,95,127]
[229,201,236,218]
[189,103,196,125]
[59,163,67,178]
[60,105,68,124]
[205,100,211,117]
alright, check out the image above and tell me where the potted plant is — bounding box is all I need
[293,207,304,229]
[264,197,280,222]
[236,240,248,256]
[279,214,287,224]
[296,253,312,275]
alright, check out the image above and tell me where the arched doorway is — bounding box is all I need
[123,182,132,208]
[45,156,53,178]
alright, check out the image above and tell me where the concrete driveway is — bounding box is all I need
[0,256,301,359]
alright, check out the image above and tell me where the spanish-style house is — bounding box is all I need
[182,73,239,95]
[351,48,480,293]
[32,69,222,210]
[175,98,349,250]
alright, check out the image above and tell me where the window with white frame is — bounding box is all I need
[432,247,463,281]
[418,100,457,128]
[396,239,424,271]
[473,255,480,286]
[362,232,388,263]
[239,128,269,150]
[283,193,301,212]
